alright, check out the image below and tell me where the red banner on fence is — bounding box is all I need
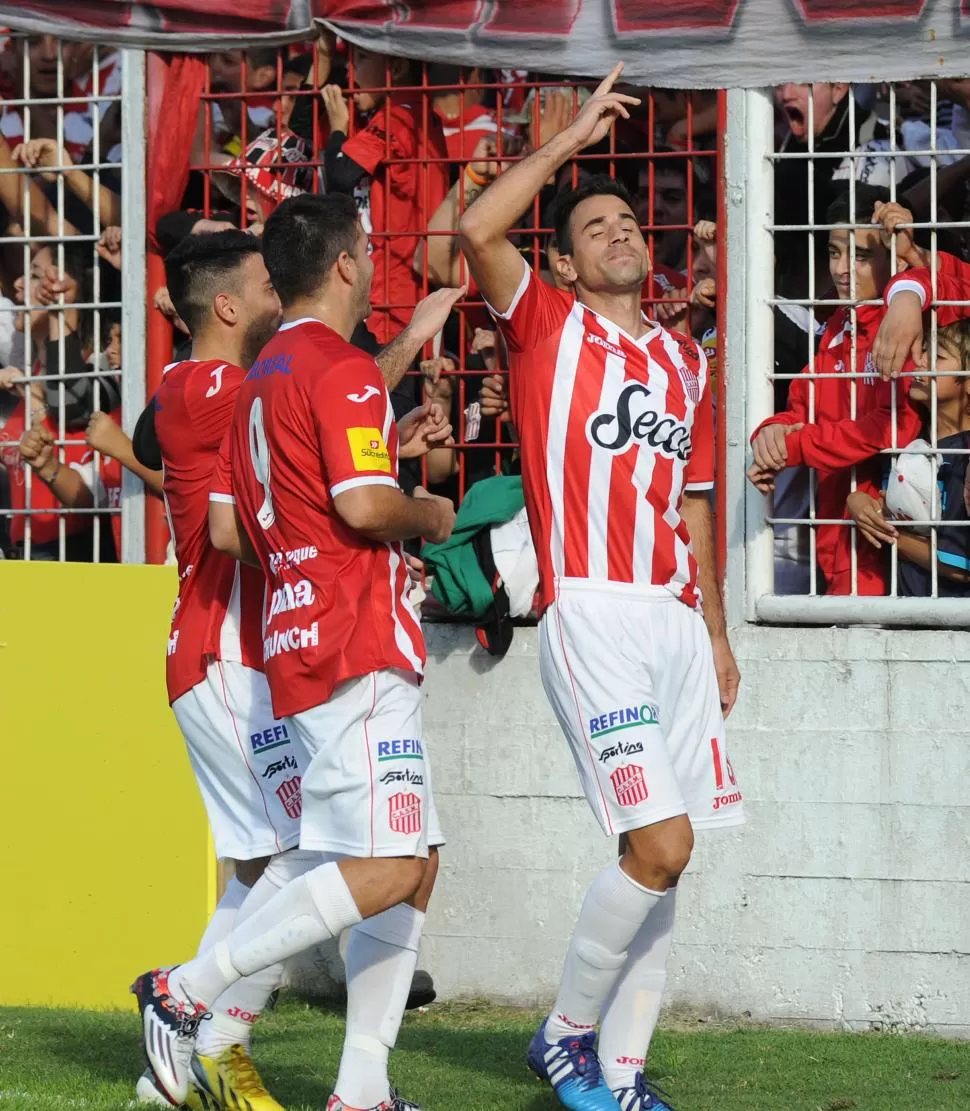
[0,0,966,86]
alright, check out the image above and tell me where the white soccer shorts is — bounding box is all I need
[172,660,307,861]
[286,668,444,859]
[539,579,744,837]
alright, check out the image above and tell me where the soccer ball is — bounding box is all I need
[885,439,942,536]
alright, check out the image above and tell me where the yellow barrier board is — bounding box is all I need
[0,562,213,1009]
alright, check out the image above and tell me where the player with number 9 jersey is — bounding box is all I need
[216,319,425,720]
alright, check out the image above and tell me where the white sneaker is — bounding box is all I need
[135,1067,172,1106]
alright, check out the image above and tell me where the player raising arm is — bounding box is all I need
[460,63,741,1111]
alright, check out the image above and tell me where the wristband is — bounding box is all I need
[41,461,60,486]
[465,166,489,189]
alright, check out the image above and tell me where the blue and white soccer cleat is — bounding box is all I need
[131,967,211,1106]
[613,1073,677,1111]
[527,1022,621,1110]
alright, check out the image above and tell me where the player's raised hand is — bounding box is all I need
[565,63,641,151]
[413,484,456,544]
[406,284,467,349]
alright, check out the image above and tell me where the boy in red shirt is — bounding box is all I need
[322,47,449,343]
[748,186,928,595]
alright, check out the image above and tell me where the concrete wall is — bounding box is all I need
[415,623,970,1035]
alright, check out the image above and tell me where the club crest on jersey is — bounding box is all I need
[611,764,649,808]
[389,791,422,835]
[275,776,303,819]
[586,382,692,460]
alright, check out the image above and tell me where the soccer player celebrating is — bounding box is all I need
[458,64,744,1111]
[134,195,457,1111]
[135,229,297,1109]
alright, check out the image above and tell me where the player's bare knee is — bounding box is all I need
[387,854,427,905]
[622,819,694,889]
[233,855,271,887]
[408,847,440,912]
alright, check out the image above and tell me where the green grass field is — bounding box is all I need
[1,997,969,1111]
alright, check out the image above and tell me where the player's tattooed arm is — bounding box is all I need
[209,499,260,568]
[375,286,467,390]
[681,490,740,718]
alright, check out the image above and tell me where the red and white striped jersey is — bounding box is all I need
[216,318,425,719]
[491,260,714,616]
[154,359,266,705]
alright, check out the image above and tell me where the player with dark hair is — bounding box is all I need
[134,195,460,1111]
[459,64,743,1111]
[129,229,294,1109]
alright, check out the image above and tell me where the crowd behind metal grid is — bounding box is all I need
[0,32,968,606]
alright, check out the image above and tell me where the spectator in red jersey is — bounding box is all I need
[747,187,930,596]
[322,46,449,343]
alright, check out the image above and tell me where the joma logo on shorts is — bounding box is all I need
[713,791,743,810]
[377,739,423,762]
[589,704,659,738]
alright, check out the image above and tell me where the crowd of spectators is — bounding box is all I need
[764,81,970,599]
[1,30,967,603]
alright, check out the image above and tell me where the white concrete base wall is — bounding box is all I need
[415,623,970,1035]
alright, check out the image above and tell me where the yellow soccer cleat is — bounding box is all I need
[191,1045,285,1110]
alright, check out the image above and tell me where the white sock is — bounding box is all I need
[195,853,312,1057]
[333,904,425,1109]
[599,888,678,1091]
[544,863,664,1043]
[171,857,360,1008]
[196,876,248,956]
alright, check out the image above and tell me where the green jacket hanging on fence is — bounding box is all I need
[420,476,525,618]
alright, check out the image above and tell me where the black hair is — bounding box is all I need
[261,193,359,306]
[554,175,637,256]
[164,230,263,335]
[826,184,892,226]
[283,54,313,81]
[246,47,280,72]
